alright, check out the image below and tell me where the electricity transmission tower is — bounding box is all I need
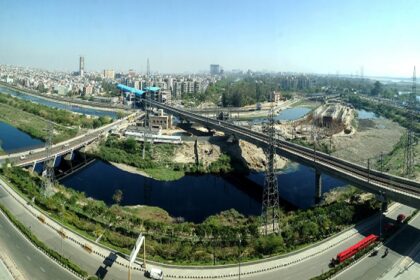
[261,99,280,235]
[404,66,417,176]
[42,121,55,197]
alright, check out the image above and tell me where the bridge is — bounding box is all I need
[0,112,139,169]
[145,99,420,209]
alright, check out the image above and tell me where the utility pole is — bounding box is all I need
[261,94,280,235]
[404,66,417,176]
[143,93,152,159]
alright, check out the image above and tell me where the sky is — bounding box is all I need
[0,0,419,77]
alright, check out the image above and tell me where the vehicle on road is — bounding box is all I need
[146,268,164,280]
[330,234,378,267]
[20,155,26,160]
[397,214,406,224]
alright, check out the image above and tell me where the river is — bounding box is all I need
[0,85,118,118]
[2,96,375,223]
[251,107,312,124]
[0,121,44,153]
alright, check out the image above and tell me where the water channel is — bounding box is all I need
[0,96,376,223]
[0,85,118,118]
[0,121,44,153]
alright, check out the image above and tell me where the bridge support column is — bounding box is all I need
[381,200,388,212]
[52,155,57,167]
[32,161,37,172]
[315,170,322,204]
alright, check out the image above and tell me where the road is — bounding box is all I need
[332,212,420,280]
[0,112,138,167]
[244,204,415,280]
[0,211,79,280]
[0,185,147,280]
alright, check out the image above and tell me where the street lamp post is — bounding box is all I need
[238,238,242,280]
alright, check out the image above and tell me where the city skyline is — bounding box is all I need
[1,0,420,77]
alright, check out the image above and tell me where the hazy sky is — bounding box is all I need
[0,0,419,76]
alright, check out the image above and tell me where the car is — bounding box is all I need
[147,268,164,280]
[64,143,70,147]
[20,155,26,160]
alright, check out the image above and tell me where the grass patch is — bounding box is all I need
[0,102,78,143]
[143,167,185,181]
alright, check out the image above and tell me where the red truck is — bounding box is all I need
[330,234,378,267]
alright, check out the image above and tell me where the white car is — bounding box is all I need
[149,268,164,280]
[20,155,26,160]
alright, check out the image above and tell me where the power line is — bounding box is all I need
[404,66,417,176]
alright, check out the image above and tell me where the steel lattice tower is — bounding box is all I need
[404,66,417,176]
[42,121,55,196]
[261,99,280,235]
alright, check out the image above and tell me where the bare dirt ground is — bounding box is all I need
[172,139,287,171]
[329,117,405,165]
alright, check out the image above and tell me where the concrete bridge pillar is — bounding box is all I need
[381,200,389,212]
[315,170,322,204]
[32,161,37,172]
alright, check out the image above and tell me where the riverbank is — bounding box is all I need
[0,103,78,143]
[0,165,380,265]
[0,82,128,112]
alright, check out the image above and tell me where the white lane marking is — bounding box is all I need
[26,255,31,261]
[40,267,45,273]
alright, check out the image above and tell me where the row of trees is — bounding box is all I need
[0,166,379,265]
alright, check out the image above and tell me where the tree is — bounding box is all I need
[112,189,123,205]
[370,81,383,96]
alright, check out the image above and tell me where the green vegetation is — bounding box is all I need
[0,93,113,129]
[0,203,88,278]
[0,166,379,265]
[376,135,420,177]
[345,94,420,133]
[92,136,233,180]
[0,103,78,143]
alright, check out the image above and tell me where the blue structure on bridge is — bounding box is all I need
[116,83,145,97]
[116,84,164,106]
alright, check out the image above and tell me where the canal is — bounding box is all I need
[0,85,118,118]
[0,121,44,153]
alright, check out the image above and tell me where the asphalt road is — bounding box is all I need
[0,211,79,280]
[244,204,415,280]
[0,178,416,280]
[332,212,420,280]
[0,186,147,280]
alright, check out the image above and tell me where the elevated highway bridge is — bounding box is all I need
[146,99,420,209]
[0,112,139,169]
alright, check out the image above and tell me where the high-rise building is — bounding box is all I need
[210,64,220,75]
[103,69,115,79]
[79,56,85,77]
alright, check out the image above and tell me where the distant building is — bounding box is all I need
[103,69,115,79]
[79,56,85,77]
[83,85,93,95]
[271,91,284,103]
[210,64,220,75]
